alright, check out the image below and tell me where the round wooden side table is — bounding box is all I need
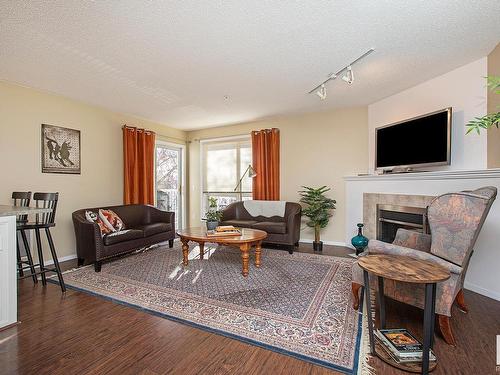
[357,254,450,375]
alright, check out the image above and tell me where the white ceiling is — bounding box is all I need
[1,1,499,130]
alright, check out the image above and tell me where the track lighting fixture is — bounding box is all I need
[316,84,327,100]
[308,48,374,99]
[342,66,354,84]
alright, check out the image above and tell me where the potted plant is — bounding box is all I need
[299,186,336,251]
[466,75,500,134]
[205,197,222,231]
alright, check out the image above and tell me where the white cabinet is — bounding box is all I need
[0,215,17,329]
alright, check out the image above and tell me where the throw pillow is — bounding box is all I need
[99,209,126,232]
[85,210,113,236]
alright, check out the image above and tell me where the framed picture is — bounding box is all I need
[41,124,81,174]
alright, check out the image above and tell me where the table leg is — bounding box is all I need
[199,242,205,260]
[255,241,262,267]
[240,243,250,277]
[378,276,386,329]
[181,238,189,266]
[422,283,435,375]
[363,270,375,354]
[430,283,436,349]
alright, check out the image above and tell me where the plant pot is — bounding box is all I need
[206,220,218,231]
[313,241,323,252]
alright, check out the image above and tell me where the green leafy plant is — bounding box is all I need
[466,76,500,134]
[299,186,336,243]
[205,196,222,222]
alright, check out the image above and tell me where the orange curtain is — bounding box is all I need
[123,126,156,205]
[252,128,280,200]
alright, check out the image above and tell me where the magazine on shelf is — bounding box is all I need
[375,330,436,360]
[379,328,422,353]
[375,336,436,363]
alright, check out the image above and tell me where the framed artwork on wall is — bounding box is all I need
[41,124,81,174]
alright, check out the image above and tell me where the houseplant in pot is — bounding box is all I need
[205,197,222,231]
[466,75,499,134]
[299,186,336,251]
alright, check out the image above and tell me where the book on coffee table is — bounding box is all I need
[206,229,242,237]
[215,225,237,232]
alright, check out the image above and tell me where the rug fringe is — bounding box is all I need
[357,289,376,375]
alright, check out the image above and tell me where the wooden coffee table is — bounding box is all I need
[176,227,267,277]
[358,254,451,375]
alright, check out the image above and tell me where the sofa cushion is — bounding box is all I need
[99,209,126,231]
[85,210,113,236]
[103,229,143,246]
[220,219,258,228]
[137,223,172,237]
[252,221,286,234]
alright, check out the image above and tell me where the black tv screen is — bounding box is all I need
[376,108,451,169]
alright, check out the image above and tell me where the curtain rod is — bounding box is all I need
[122,125,156,134]
[122,125,187,144]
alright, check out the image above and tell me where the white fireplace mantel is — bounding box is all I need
[344,168,500,301]
[344,168,500,182]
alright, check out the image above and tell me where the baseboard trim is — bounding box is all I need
[43,254,77,266]
[299,238,347,247]
[464,281,500,302]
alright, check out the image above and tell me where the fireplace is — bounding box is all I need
[376,204,428,243]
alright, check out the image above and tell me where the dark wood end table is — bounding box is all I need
[176,227,267,277]
[357,254,451,375]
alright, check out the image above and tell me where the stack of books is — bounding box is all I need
[206,225,242,237]
[375,328,436,364]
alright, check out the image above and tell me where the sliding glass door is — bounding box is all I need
[155,142,185,230]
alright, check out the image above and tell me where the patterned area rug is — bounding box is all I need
[56,243,365,373]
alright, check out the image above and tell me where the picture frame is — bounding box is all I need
[41,124,81,174]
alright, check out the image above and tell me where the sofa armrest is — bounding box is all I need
[72,211,104,263]
[286,205,302,243]
[149,206,175,227]
[368,239,462,275]
[221,202,237,222]
[393,228,432,252]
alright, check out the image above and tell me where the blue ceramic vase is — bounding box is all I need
[351,223,369,255]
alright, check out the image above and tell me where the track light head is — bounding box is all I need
[342,66,354,84]
[316,84,327,100]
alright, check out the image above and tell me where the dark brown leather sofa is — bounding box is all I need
[72,204,175,272]
[220,201,301,253]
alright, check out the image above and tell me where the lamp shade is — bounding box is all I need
[248,165,257,178]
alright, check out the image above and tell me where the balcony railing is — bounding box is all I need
[202,191,252,219]
[157,188,179,228]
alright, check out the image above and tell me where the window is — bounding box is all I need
[201,136,252,217]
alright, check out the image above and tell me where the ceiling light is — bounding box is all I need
[308,48,374,99]
[316,84,327,100]
[342,66,354,84]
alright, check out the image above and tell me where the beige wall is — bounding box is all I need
[186,107,368,244]
[0,81,186,260]
[487,43,500,168]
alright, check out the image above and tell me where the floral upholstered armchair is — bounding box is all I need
[351,186,497,345]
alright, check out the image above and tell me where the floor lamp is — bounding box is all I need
[234,165,257,201]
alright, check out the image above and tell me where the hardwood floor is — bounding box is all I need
[1,243,499,375]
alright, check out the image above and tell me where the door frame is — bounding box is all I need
[154,140,186,230]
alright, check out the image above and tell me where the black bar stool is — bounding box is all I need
[12,191,38,283]
[17,192,66,292]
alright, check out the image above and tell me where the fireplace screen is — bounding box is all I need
[377,204,428,243]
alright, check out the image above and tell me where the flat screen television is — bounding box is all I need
[375,108,452,171]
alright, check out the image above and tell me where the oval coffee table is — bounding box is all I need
[358,254,450,375]
[176,227,267,277]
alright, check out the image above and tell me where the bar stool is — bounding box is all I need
[12,191,38,283]
[17,192,66,292]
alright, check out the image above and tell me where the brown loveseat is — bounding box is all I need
[220,201,301,253]
[72,204,175,272]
